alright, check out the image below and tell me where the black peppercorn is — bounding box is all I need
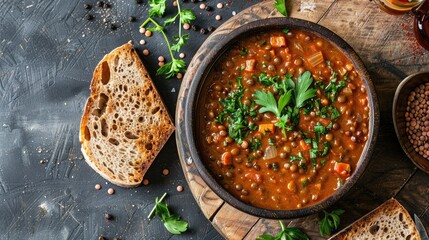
[207,26,215,32]
[103,2,110,9]
[135,0,143,4]
[205,6,212,11]
[110,24,117,30]
[83,3,91,10]
[200,28,206,34]
[98,236,105,240]
[96,1,103,7]
[85,14,94,20]
[129,16,136,22]
[191,25,198,31]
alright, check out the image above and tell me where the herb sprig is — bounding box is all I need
[257,220,309,240]
[319,209,345,236]
[141,0,196,78]
[274,0,288,17]
[148,193,189,235]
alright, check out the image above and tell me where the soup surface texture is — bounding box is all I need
[198,29,370,210]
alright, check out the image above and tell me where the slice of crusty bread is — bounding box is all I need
[330,198,420,240]
[79,42,175,187]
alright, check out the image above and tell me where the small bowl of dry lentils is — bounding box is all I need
[393,72,429,173]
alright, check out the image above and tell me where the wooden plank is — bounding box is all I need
[396,170,429,216]
[212,203,259,240]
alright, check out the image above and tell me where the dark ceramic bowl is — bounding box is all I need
[184,18,380,219]
[393,72,429,173]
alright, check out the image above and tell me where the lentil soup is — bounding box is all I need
[197,29,370,210]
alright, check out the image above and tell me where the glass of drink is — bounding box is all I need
[413,0,429,50]
[374,0,423,15]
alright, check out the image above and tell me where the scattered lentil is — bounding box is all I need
[98,236,105,240]
[179,52,186,58]
[95,184,102,190]
[104,213,112,220]
[190,0,196,3]
[217,3,223,9]
[177,185,184,192]
[107,188,115,195]
[200,3,206,9]
[139,39,146,45]
[143,179,149,185]
[139,27,146,34]
[143,49,150,55]
[173,0,178,7]
[215,15,222,21]
[145,30,152,37]
[183,23,190,30]
[162,168,170,175]
[177,73,183,79]
[406,82,429,159]
[158,56,165,62]
[158,62,165,67]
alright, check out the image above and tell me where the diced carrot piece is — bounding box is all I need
[334,162,351,178]
[245,172,263,184]
[269,50,275,56]
[299,140,310,151]
[270,36,286,48]
[258,123,275,133]
[245,59,256,72]
[222,152,232,166]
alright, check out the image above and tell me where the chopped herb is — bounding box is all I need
[314,122,328,140]
[268,138,276,146]
[262,61,267,68]
[299,161,307,170]
[249,138,262,152]
[247,157,256,163]
[324,61,348,101]
[321,159,326,166]
[290,152,303,162]
[260,40,267,46]
[330,106,341,120]
[302,178,308,187]
[282,28,290,34]
[312,158,317,169]
[319,209,345,236]
[240,47,248,56]
[320,142,330,156]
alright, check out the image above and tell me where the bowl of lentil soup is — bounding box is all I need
[184,18,379,219]
[393,72,429,173]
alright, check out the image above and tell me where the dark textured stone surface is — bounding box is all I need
[0,0,260,239]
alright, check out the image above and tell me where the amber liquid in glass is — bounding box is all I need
[413,0,429,50]
[375,0,423,14]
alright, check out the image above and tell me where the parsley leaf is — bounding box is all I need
[240,47,248,56]
[319,209,345,236]
[255,90,281,117]
[171,34,189,52]
[274,0,288,17]
[295,71,317,108]
[157,58,186,78]
[148,193,189,235]
[179,9,196,24]
[149,0,166,17]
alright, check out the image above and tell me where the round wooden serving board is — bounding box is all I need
[175,1,336,239]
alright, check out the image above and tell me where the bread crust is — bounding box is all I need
[330,198,421,240]
[79,42,175,187]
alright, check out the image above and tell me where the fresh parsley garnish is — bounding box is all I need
[274,0,288,17]
[319,209,345,236]
[240,47,248,56]
[141,0,196,79]
[257,220,309,240]
[148,193,189,235]
[324,61,348,101]
[295,71,317,108]
[282,28,290,34]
